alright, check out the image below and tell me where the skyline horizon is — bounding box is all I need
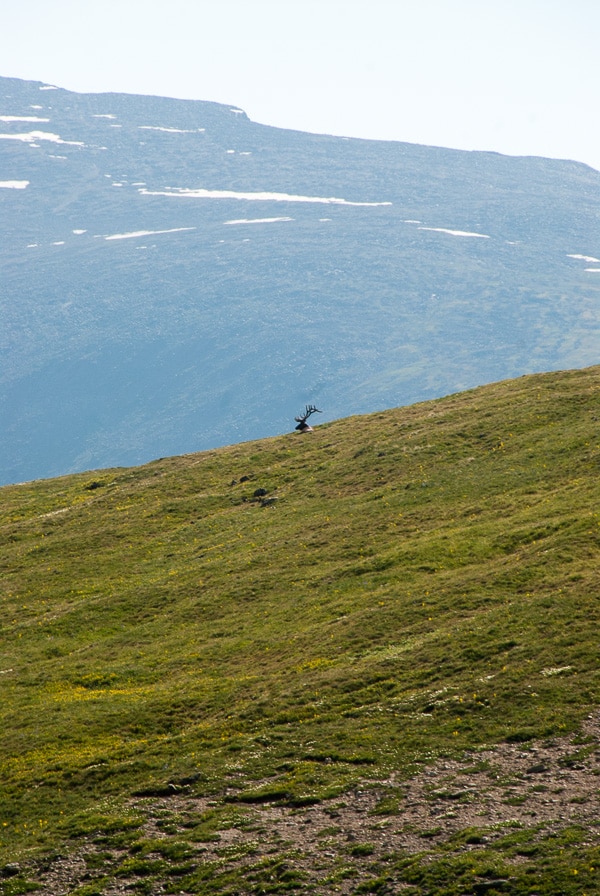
[1,1,599,173]
[3,71,599,175]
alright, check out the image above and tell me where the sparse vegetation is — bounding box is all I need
[0,365,599,894]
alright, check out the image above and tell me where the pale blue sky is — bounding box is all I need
[2,0,599,171]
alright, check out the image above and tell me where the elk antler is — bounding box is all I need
[295,405,322,424]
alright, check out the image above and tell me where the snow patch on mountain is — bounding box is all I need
[225,217,293,225]
[0,115,49,123]
[418,226,490,239]
[103,227,196,241]
[567,253,600,263]
[139,126,205,134]
[0,131,84,146]
[139,187,391,207]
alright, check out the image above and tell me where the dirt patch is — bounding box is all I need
[32,712,600,894]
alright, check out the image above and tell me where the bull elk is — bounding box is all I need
[294,405,322,432]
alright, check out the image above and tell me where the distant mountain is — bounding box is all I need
[1,76,598,485]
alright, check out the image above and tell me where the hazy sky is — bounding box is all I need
[2,0,599,171]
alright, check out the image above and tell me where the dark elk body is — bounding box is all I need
[294,405,322,432]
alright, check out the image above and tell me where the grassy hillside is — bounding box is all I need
[0,366,599,895]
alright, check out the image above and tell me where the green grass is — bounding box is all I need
[0,365,599,893]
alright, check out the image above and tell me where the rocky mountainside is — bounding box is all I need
[1,76,598,484]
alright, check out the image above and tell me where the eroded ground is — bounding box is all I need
[33,713,600,894]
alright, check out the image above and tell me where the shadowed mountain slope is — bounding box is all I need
[1,76,599,485]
